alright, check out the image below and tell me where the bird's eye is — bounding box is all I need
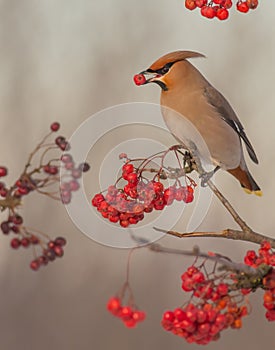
[160,66,170,75]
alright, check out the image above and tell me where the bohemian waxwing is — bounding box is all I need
[135,50,261,196]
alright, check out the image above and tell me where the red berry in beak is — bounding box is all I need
[133,74,146,86]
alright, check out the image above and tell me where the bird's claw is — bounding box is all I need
[199,171,214,187]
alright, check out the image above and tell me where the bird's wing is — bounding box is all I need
[204,85,258,164]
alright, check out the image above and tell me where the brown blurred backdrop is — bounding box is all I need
[0,1,274,349]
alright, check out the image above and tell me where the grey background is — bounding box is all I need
[0,1,274,349]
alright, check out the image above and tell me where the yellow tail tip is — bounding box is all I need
[243,188,263,196]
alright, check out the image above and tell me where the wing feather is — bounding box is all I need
[204,86,258,164]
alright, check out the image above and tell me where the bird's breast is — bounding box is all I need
[161,90,242,170]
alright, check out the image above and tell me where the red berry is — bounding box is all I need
[78,162,90,172]
[21,237,30,247]
[1,221,10,234]
[217,283,228,296]
[153,181,164,194]
[196,309,207,323]
[127,172,138,185]
[247,0,258,9]
[121,306,133,320]
[49,241,57,251]
[107,297,121,313]
[122,163,134,174]
[132,310,146,322]
[61,190,71,204]
[38,255,49,266]
[69,180,80,191]
[50,122,60,132]
[61,153,72,163]
[184,186,194,203]
[261,241,271,251]
[164,187,176,205]
[237,1,249,12]
[120,220,129,228]
[10,238,21,249]
[92,193,105,207]
[124,319,137,328]
[195,0,207,8]
[163,311,175,323]
[201,5,216,19]
[71,169,82,179]
[266,310,275,321]
[216,8,229,20]
[133,74,146,86]
[55,237,67,246]
[44,249,56,261]
[12,214,23,225]
[30,259,40,271]
[224,0,233,8]
[185,0,197,10]
[30,235,39,244]
[18,187,29,195]
[0,166,7,177]
[55,136,66,146]
[109,215,119,223]
[198,322,210,334]
[0,187,7,197]
[54,245,64,257]
[174,308,186,321]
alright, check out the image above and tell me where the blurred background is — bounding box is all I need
[0,0,274,349]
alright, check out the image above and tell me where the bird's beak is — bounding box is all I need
[141,71,162,83]
[133,71,168,91]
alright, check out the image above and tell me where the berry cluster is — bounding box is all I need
[29,237,67,271]
[162,264,248,344]
[185,0,259,20]
[92,158,195,228]
[60,153,90,204]
[162,301,247,344]
[243,241,275,321]
[0,122,89,270]
[161,242,275,344]
[107,296,146,328]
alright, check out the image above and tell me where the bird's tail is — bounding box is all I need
[227,166,262,196]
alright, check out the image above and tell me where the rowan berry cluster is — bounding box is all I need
[162,263,249,344]
[185,0,259,20]
[162,301,247,344]
[107,296,146,328]
[243,241,275,321]
[92,150,196,228]
[0,122,89,270]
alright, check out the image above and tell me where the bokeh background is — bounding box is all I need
[0,1,274,349]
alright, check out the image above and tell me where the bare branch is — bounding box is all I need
[153,227,275,248]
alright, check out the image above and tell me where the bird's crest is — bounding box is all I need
[148,51,205,71]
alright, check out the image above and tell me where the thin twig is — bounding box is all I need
[149,243,259,275]
[207,180,252,233]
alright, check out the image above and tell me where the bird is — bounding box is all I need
[134,50,262,196]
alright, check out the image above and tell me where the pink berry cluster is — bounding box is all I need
[60,153,90,204]
[92,160,195,228]
[107,296,146,328]
[0,122,90,270]
[243,241,275,321]
[162,264,248,344]
[185,0,259,20]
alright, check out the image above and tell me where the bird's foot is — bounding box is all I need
[199,166,220,187]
